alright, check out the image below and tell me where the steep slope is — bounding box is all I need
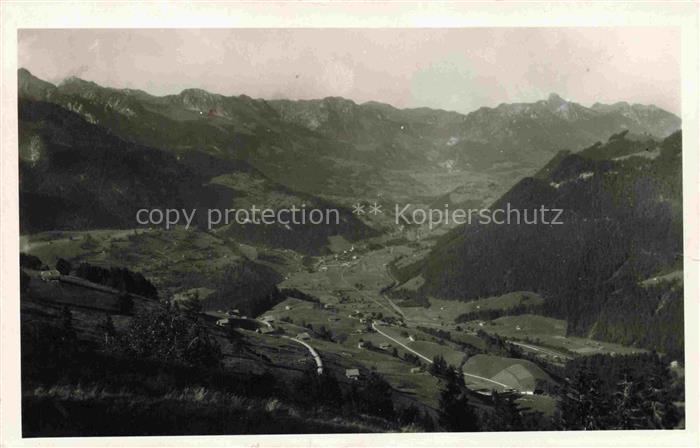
[18,99,205,231]
[415,131,683,356]
[18,98,375,254]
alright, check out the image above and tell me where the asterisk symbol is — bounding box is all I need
[369,202,383,215]
[352,203,366,215]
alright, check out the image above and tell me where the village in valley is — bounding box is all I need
[68,228,649,416]
[20,205,680,434]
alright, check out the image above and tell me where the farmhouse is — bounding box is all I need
[296,332,311,341]
[410,367,423,374]
[257,327,277,335]
[357,341,367,349]
[40,270,61,282]
[216,318,229,327]
[345,369,360,380]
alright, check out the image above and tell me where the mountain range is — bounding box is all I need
[18,68,680,209]
[17,69,685,355]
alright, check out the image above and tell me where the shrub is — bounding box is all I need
[56,258,72,275]
[20,253,44,270]
[112,306,221,368]
[76,262,158,298]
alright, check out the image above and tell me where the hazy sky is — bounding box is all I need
[18,28,681,115]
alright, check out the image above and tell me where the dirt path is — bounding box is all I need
[371,321,433,364]
[282,335,323,374]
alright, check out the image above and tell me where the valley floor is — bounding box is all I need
[20,228,681,434]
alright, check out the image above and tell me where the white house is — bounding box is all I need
[296,332,311,341]
[40,270,61,282]
[216,318,229,327]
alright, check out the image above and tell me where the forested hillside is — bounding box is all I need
[417,131,683,358]
[18,99,375,254]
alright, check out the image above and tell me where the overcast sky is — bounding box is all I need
[18,28,680,115]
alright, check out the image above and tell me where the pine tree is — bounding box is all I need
[559,368,611,430]
[60,305,76,343]
[430,354,448,376]
[117,293,134,315]
[55,258,71,275]
[485,392,524,431]
[612,371,646,429]
[358,372,395,418]
[639,362,681,429]
[96,313,117,347]
[438,367,480,431]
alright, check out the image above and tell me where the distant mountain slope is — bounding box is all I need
[453,94,679,163]
[19,69,680,204]
[18,99,205,231]
[268,92,680,167]
[18,98,375,254]
[415,131,683,357]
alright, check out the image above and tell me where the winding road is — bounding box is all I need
[371,321,511,390]
[282,335,324,375]
[335,257,543,391]
[253,317,323,375]
[371,321,432,364]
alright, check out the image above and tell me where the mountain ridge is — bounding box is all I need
[17,67,682,214]
[19,68,679,123]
